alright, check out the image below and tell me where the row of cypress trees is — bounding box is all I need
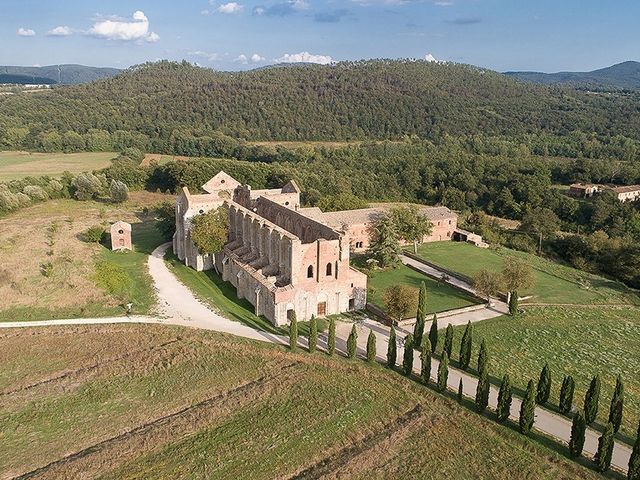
[287,310,640,478]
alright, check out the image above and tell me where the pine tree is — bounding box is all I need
[536,363,551,404]
[437,353,449,392]
[477,338,488,374]
[594,422,615,473]
[289,311,298,351]
[414,281,427,347]
[584,375,601,425]
[402,334,415,376]
[457,378,464,403]
[387,325,397,368]
[508,290,519,316]
[308,315,317,353]
[496,374,513,423]
[559,375,575,415]
[420,339,431,385]
[327,317,336,356]
[443,324,454,359]
[519,380,536,435]
[475,362,490,414]
[629,421,640,480]
[459,321,473,370]
[347,324,358,359]
[366,329,376,363]
[569,411,587,458]
[428,314,438,353]
[608,375,624,433]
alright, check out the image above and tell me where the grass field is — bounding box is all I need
[0,192,170,321]
[165,253,327,336]
[414,242,639,305]
[352,256,480,317]
[0,324,604,479]
[447,306,640,439]
[0,151,115,181]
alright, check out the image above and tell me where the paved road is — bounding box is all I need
[1,243,631,475]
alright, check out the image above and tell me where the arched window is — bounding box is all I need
[307,265,314,278]
[326,262,332,276]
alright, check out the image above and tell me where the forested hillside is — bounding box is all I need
[0,64,120,86]
[1,60,640,151]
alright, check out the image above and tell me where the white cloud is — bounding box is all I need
[251,53,265,62]
[188,50,221,62]
[201,9,211,15]
[276,51,333,65]
[47,26,73,37]
[17,27,36,37]
[216,2,244,14]
[253,6,266,15]
[88,10,159,42]
[236,54,249,64]
[434,1,454,5]
[424,53,438,62]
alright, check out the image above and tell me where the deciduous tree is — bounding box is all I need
[389,205,432,254]
[368,215,402,268]
[473,269,504,303]
[501,256,534,315]
[383,285,418,323]
[190,206,229,254]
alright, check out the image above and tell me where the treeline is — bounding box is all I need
[1,60,640,159]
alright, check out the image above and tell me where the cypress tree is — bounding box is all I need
[366,329,376,363]
[289,311,298,351]
[594,422,615,473]
[437,353,449,392]
[475,363,490,414]
[402,334,415,376]
[496,374,513,423]
[536,363,551,404]
[347,324,358,359]
[608,375,624,433]
[428,314,438,353]
[508,290,519,316]
[327,317,336,356]
[569,411,587,458]
[459,321,473,370]
[584,375,601,425]
[414,281,427,347]
[559,375,575,415]
[519,380,536,435]
[457,378,464,403]
[629,421,640,480]
[420,339,432,385]
[477,338,488,374]
[387,325,397,368]
[308,315,317,354]
[443,323,454,359]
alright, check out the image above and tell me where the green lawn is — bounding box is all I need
[0,324,603,479]
[164,253,326,336]
[0,151,115,181]
[414,241,639,305]
[448,306,640,439]
[352,256,480,317]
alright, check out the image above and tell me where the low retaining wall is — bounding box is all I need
[366,302,488,326]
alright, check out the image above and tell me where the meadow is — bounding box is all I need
[449,306,640,439]
[0,151,115,181]
[0,192,169,321]
[0,324,604,479]
[352,255,480,317]
[414,242,639,305]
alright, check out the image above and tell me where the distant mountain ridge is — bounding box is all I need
[505,61,640,90]
[0,64,120,86]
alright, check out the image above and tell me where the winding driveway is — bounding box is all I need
[0,243,632,475]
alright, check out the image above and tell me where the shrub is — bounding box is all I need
[94,261,132,299]
[40,262,54,278]
[72,172,107,200]
[109,180,129,203]
[83,225,105,243]
[23,185,49,202]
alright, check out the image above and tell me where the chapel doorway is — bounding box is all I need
[317,302,327,316]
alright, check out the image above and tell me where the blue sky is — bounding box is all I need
[1,0,639,72]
